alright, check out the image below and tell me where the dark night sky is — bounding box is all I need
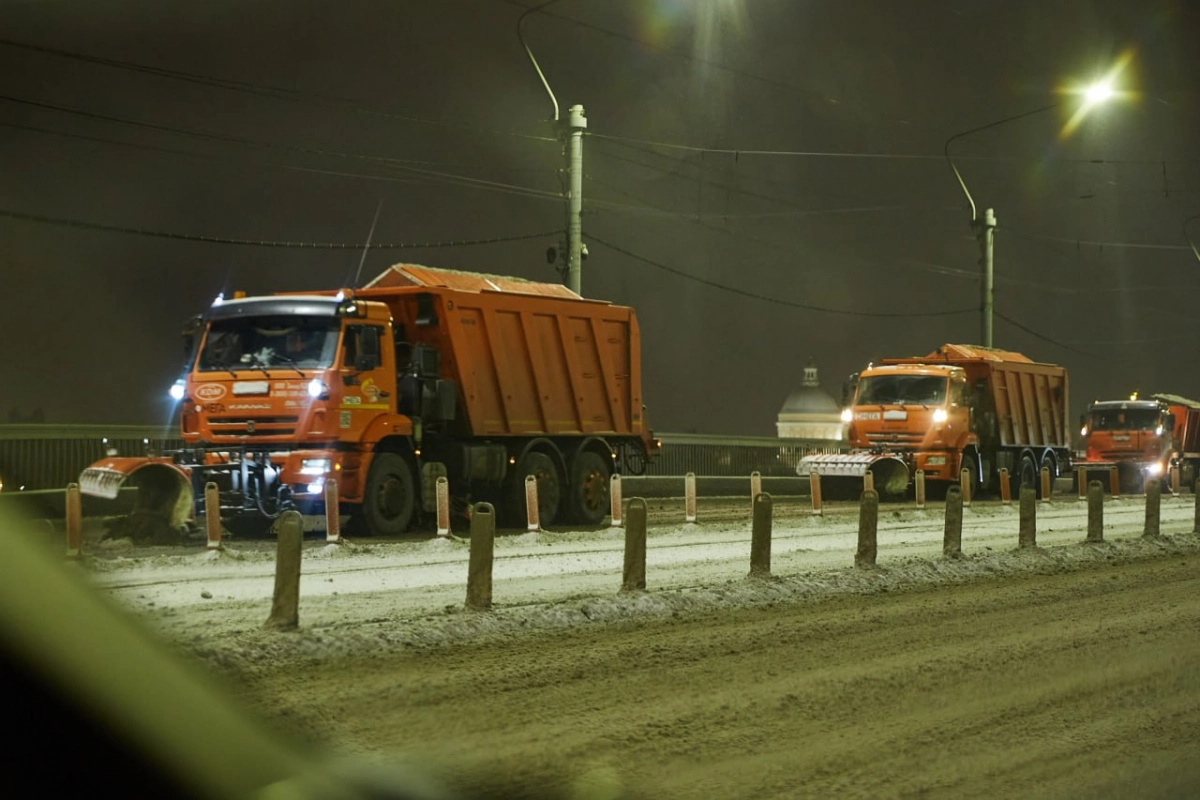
[2,0,1198,435]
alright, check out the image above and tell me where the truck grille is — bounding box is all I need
[207,416,299,437]
[865,431,925,447]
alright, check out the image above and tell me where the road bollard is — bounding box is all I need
[324,478,342,544]
[943,484,963,559]
[684,472,697,523]
[205,481,223,550]
[435,476,450,539]
[621,497,648,592]
[750,470,762,508]
[1019,487,1037,548]
[265,510,303,630]
[960,468,972,508]
[465,502,495,610]
[1194,479,1199,534]
[1169,464,1180,497]
[915,469,926,510]
[1109,467,1121,500]
[610,473,623,528]
[1077,466,1088,501]
[863,470,875,494]
[855,489,879,569]
[809,472,823,516]
[1144,478,1161,537]
[1040,466,1052,503]
[525,475,540,532]
[749,492,772,578]
[999,468,1011,505]
[1087,480,1104,543]
[65,482,82,558]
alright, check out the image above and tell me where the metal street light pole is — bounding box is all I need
[944,104,1056,349]
[519,1,586,296]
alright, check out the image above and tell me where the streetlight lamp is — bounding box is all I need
[944,70,1126,348]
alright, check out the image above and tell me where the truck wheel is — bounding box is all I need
[960,453,982,499]
[510,451,562,527]
[361,453,415,536]
[568,450,611,526]
[1015,454,1039,498]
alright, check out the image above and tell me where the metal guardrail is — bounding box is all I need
[0,424,845,491]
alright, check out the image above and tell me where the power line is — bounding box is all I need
[587,130,1198,167]
[584,233,975,319]
[0,94,564,202]
[0,209,560,249]
[994,311,1097,357]
[1003,227,1196,252]
[0,37,558,144]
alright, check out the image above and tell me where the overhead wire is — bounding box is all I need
[584,233,975,319]
[0,209,561,249]
[0,37,558,143]
[0,94,564,202]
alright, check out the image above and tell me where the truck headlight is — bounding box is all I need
[307,379,328,398]
[300,458,331,475]
[306,478,325,495]
[840,408,853,423]
[1145,462,1164,477]
[932,408,948,423]
[169,379,186,401]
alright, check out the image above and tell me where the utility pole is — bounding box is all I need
[564,104,587,296]
[977,207,996,348]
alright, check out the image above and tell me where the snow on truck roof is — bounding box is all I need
[364,263,584,299]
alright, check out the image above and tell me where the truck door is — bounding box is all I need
[338,323,396,438]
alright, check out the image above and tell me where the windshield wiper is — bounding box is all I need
[206,357,238,379]
[269,353,307,379]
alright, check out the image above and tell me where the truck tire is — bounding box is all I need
[960,452,982,499]
[361,453,416,536]
[510,451,562,527]
[1015,454,1039,498]
[567,450,611,526]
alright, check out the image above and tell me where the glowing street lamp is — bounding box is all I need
[945,58,1130,348]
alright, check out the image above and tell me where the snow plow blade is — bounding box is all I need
[797,453,910,499]
[79,458,194,545]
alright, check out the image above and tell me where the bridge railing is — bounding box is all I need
[0,424,846,491]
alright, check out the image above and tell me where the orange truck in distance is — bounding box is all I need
[80,264,657,540]
[799,344,1072,499]
[1079,393,1200,492]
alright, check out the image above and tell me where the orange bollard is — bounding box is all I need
[524,474,540,532]
[960,468,972,508]
[998,467,1011,505]
[65,482,83,558]
[609,473,623,528]
[1109,467,1121,499]
[809,472,823,516]
[1040,466,1052,503]
[684,472,697,523]
[434,476,450,538]
[205,481,222,550]
[326,478,343,543]
[863,470,875,494]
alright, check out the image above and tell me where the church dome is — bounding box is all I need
[778,361,839,415]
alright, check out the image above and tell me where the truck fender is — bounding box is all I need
[359,414,414,447]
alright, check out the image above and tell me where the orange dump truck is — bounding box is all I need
[1079,393,1200,492]
[799,344,1072,498]
[80,264,657,540]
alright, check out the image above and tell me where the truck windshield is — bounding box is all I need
[856,375,947,406]
[1088,407,1161,432]
[197,316,340,371]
